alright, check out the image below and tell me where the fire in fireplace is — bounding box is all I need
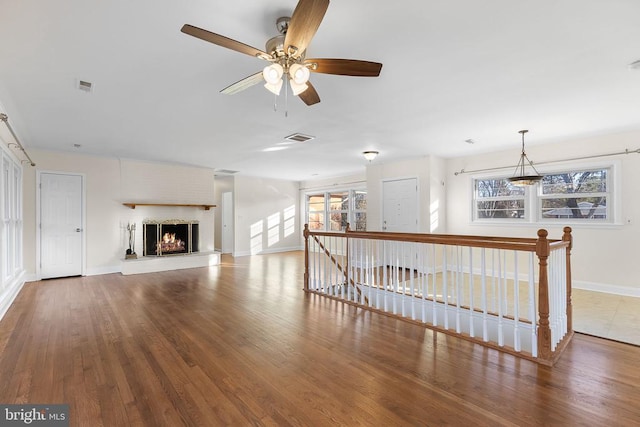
[143,220,199,256]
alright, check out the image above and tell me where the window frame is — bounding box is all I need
[305,187,367,232]
[470,160,621,227]
[472,177,528,222]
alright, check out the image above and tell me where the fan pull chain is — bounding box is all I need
[273,92,278,112]
[285,76,289,118]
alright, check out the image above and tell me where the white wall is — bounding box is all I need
[233,175,300,257]
[23,150,216,277]
[446,130,640,296]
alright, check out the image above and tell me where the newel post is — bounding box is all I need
[303,224,310,291]
[536,229,552,361]
[563,226,573,333]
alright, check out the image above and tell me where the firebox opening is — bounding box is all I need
[143,221,199,257]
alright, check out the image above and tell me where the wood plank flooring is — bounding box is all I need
[1,251,639,426]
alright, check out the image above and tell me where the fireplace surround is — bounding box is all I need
[143,220,199,256]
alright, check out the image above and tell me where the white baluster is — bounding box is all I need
[431,244,438,327]
[529,253,537,357]
[469,246,475,338]
[455,246,461,334]
[481,248,488,342]
[443,246,449,330]
[513,250,520,352]
[497,249,504,347]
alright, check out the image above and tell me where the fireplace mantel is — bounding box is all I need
[123,203,216,210]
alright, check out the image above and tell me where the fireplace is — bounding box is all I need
[143,220,199,256]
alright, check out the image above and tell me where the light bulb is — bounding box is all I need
[289,63,310,85]
[262,63,283,85]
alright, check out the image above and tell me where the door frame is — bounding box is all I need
[380,176,420,232]
[36,171,87,280]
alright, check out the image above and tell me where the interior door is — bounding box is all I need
[382,178,418,232]
[40,172,83,278]
[382,178,418,269]
[222,191,234,254]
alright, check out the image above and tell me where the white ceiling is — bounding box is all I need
[1,0,639,181]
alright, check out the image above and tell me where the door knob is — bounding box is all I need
[75,228,83,232]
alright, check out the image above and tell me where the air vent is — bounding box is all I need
[284,133,315,143]
[77,79,93,93]
[214,169,239,175]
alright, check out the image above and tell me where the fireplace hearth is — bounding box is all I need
[143,220,199,256]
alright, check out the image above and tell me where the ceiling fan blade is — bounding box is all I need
[298,81,320,106]
[220,72,264,95]
[181,24,269,59]
[305,58,383,77]
[284,0,329,58]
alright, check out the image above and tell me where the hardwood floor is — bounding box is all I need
[1,251,639,426]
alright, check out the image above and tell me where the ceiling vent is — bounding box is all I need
[77,79,93,93]
[284,133,315,143]
[214,169,239,175]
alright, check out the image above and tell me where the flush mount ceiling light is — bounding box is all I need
[363,150,379,162]
[508,130,543,186]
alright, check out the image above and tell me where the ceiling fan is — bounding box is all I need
[181,0,383,106]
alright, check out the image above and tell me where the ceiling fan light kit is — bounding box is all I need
[508,130,543,186]
[263,63,284,95]
[181,0,382,107]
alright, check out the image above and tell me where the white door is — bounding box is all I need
[221,191,234,254]
[382,178,418,269]
[40,173,84,278]
[382,178,418,232]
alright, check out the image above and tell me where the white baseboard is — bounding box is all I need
[234,246,303,257]
[0,270,26,322]
[573,280,640,298]
[86,265,121,276]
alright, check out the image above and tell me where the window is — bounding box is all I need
[328,191,348,231]
[539,169,609,220]
[307,194,325,231]
[1,152,23,284]
[472,165,615,224]
[353,190,367,231]
[306,189,367,232]
[474,178,526,220]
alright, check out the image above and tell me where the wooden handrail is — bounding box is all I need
[307,228,567,253]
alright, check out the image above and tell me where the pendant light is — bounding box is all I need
[508,130,543,186]
[363,150,379,161]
